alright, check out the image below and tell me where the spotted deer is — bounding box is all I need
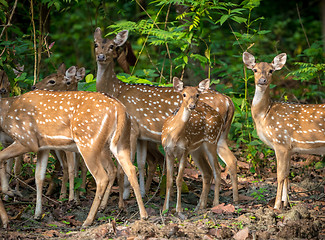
[0,70,23,198]
[94,28,239,204]
[32,64,87,211]
[162,78,224,212]
[0,90,148,227]
[243,52,325,209]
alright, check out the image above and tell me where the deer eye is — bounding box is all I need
[183,93,186,97]
[196,94,199,98]
[109,45,114,50]
[48,80,55,84]
[269,69,274,74]
[253,69,257,73]
[94,43,98,48]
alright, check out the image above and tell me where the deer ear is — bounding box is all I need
[173,77,184,92]
[243,52,256,70]
[57,63,66,75]
[76,67,86,81]
[94,27,102,40]
[13,64,24,78]
[198,78,210,93]
[271,53,287,71]
[66,66,76,78]
[114,30,128,47]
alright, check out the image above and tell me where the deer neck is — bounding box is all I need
[96,61,122,97]
[168,106,191,141]
[251,84,272,121]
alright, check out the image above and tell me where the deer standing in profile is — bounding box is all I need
[94,28,239,205]
[0,90,148,227]
[243,52,325,209]
[162,78,224,212]
[32,64,87,214]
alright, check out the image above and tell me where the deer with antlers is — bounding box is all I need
[0,89,148,227]
[94,28,239,205]
[243,52,325,209]
[162,78,224,212]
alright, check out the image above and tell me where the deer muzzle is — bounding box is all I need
[188,103,196,110]
[258,78,267,85]
[97,54,106,61]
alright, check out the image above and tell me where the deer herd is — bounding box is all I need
[0,29,323,229]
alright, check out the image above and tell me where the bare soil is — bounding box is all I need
[0,153,324,240]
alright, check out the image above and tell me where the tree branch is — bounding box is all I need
[0,0,18,40]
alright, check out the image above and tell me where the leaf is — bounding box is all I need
[315,161,325,170]
[85,73,94,83]
[219,15,230,25]
[258,30,271,35]
[0,0,8,8]
[190,53,207,64]
[231,16,247,24]
[211,203,235,214]
[233,227,249,240]
[183,55,188,64]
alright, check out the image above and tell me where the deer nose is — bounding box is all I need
[31,85,37,90]
[97,54,106,61]
[258,78,267,85]
[0,88,7,94]
[189,103,196,110]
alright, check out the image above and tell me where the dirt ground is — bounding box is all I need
[0,153,324,240]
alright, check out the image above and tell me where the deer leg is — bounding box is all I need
[137,140,147,197]
[65,151,75,202]
[79,154,87,197]
[0,141,29,197]
[80,150,110,228]
[57,151,68,199]
[283,177,289,207]
[217,137,238,203]
[99,148,117,211]
[274,147,291,209]
[191,149,212,211]
[14,156,23,193]
[175,153,187,213]
[204,143,221,206]
[163,151,174,212]
[145,151,157,193]
[34,150,50,220]
[112,145,148,219]
[123,131,138,199]
[117,164,125,209]
[73,153,80,204]
[0,198,8,228]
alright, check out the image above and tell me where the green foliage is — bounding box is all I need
[0,0,323,172]
[287,42,325,87]
[250,187,267,202]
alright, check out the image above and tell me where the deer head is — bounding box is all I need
[32,64,84,91]
[243,52,287,88]
[0,71,10,98]
[173,77,210,111]
[94,28,128,64]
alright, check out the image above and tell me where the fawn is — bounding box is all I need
[162,77,224,212]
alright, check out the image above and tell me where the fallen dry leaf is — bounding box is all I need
[211,203,235,214]
[233,227,249,240]
[238,194,255,201]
